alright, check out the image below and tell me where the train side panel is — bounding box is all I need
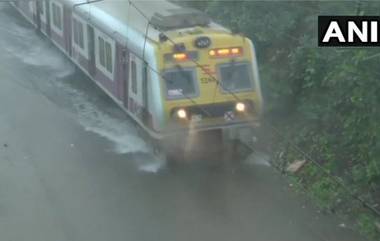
[13,1,124,103]
[11,1,174,138]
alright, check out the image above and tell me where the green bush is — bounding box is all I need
[358,214,380,240]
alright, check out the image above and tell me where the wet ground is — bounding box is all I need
[0,3,368,241]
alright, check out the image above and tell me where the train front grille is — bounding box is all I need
[187,102,236,118]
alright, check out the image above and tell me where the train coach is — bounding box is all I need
[11,0,263,153]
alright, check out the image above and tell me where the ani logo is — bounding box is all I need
[318,16,380,47]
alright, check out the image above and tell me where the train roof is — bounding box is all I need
[67,0,228,43]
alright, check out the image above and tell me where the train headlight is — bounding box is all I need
[235,102,246,112]
[177,109,187,119]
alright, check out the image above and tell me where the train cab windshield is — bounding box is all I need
[219,62,254,92]
[163,67,198,99]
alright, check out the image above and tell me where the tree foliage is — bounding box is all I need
[179,0,380,238]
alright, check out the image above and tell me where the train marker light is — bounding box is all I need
[165,51,198,63]
[235,102,246,112]
[177,109,187,119]
[217,48,230,55]
[209,47,243,57]
[173,53,188,61]
[231,47,241,54]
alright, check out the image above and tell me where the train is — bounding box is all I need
[11,0,263,156]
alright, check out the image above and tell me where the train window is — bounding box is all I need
[131,61,137,94]
[98,37,105,67]
[73,21,78,45]
[142,63,148,106]
[39,1,47,23]
[73,19,84,49]
[52,2,62,30]
[28,1,35,14]
[219,62,253,92]
[79,27,84,49]
[38,1,44,15]
[98,36,113,74]
[142,63,148,84]
[105,42,112,73]
[163,68,197,99]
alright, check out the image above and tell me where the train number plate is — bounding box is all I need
[191,114,202,122]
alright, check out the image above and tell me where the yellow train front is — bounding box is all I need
[156,27,263,141]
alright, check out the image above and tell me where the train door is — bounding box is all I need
[128,54,146,119]
[35,1,41,31]
[142,62,148,112]
[46,0,51,37]
[36,0,48,35]
[28,1,37,25]
[87,25,96,77]
[128,55,138,113]
[122,48,129,107]
[141,61,150,126]
[63,5,72,56]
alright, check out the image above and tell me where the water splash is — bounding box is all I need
[55,81,166,172]
[245,151,271,167]
[136,154,167,173]
[68,88,149,154]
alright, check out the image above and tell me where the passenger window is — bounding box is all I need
[38,1,44,15]
[131,61,137,94]
[105,42,112,73]
[142,63,148,107]
[142,64,148,83]
[73,19,84,49]
[73,20,78,45]
[98,36,112,74]
[98,37,105,67]
[76,21,84,49]
[52,3,62,30]
[78,22,84,49]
